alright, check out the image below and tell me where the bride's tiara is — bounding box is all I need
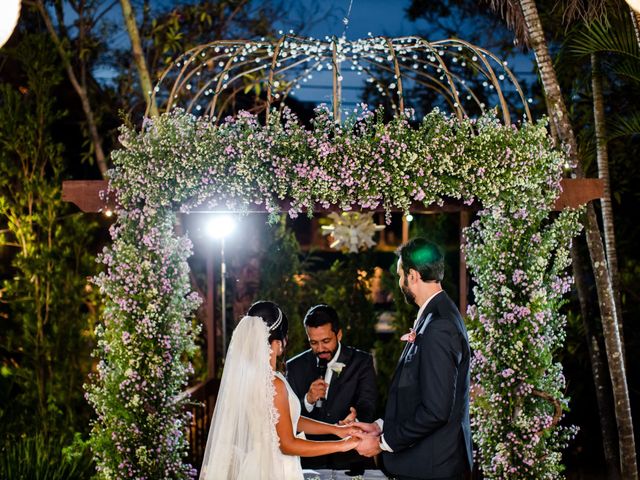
[268,308,283,332]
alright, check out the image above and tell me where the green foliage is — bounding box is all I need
[0,35,100,438]
[255,219,380,359]
[254,217,307,358]
[308,255,377,351]
[0,433,94,480]
[569,18,639,59]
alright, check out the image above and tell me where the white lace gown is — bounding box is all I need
[199,316,305,480]
[274,371,305,479]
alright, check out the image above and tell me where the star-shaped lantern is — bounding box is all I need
[321,212,385,253]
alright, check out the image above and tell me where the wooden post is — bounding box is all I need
[205,248,216,380]
[402,215,409,244]
[459,210,470,316]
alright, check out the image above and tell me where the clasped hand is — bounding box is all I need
[351,422,383,458]
[335,421,383,457]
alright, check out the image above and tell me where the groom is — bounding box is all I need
[355,238,473,480]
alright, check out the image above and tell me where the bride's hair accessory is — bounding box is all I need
[268,307,283,332]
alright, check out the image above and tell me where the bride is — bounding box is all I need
[200,301,360,479]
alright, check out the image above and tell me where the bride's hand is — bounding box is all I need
[340,436,360,452]
[334,424,362,438]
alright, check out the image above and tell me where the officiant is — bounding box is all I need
[287,304,378,472]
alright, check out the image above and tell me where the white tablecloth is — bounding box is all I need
[303,470,389,479]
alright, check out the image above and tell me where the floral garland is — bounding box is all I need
[88,104,580,479]
[465,206,581,477]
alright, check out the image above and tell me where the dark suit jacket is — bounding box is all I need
[382,291,473,479]
[286,344,377,425]
[286,345,377,470]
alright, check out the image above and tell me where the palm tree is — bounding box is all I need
[119,0,159,117]
[631,8,640,45]
[487,0,638,477]
[569,16,640,357]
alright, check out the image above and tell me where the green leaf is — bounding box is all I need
[607,113,640,140]
[569,18,640,59]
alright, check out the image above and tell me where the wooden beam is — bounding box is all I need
[554,178,604,210]
[61,178,604,213]
[62,180,111,213]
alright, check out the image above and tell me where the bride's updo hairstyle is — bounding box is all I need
[247,300,289,344]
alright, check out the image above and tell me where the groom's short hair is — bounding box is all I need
[303,304,340,334]
[397,238,444,282]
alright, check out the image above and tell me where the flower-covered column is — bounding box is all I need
[465,204,582,478]
[87,207,201,479]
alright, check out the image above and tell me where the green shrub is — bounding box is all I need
[0,433,94,480]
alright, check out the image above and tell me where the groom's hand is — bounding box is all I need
[352,421,381,436]
[354,432,382,457]
[306,378,328,404]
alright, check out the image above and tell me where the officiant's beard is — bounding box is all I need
[401,277,417,306]
[315,344,339,362]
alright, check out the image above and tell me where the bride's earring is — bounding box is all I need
[278,341,284,355]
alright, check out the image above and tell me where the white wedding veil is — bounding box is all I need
[199,315,284,479]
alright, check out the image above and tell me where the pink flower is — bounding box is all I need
[400,328,416,343]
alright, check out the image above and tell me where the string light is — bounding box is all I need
[153,36,532,122]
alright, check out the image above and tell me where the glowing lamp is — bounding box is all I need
[206,215,237,239]
[626,0,640,12]
[0,0,21,49]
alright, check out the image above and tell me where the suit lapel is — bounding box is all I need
[326,347,352,405]
[391,308,429,385]
[391,294,445,384]
[306,350,320,386]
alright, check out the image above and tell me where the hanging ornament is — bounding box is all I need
[0,0,21,49]
[321,212,385,253]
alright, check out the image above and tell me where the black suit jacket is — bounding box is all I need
[286,345,377,470]
[286,344,377,425]
[382,291,473,479]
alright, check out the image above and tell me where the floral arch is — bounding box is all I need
[86,35,582,479]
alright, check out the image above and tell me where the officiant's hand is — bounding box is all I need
[338,407,357,425]
[306,378,328,404]
[354,432,382,457]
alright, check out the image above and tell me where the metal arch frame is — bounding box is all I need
[146,35,532,125]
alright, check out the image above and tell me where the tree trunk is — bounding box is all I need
[119,0,158,117]
[519,1,637,478]
[34,0,108,177]
[630,8,640,47]
[571,242,620,478]
[591,53,625,358]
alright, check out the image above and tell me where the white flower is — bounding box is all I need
[331,362,346,375]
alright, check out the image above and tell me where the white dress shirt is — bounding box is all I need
[304,342,342,412]
[379,290,443,452]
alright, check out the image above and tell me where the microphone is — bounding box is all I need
[316,358,328,408]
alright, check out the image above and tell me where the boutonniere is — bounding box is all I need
[330,362,346,376]
[400,328,416,343]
